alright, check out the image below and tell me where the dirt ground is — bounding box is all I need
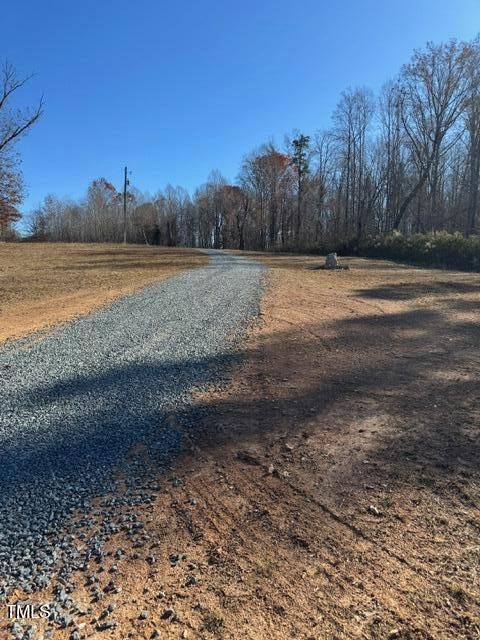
[4,253,480,639]
[0,243,207,343]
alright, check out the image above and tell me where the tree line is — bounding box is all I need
[5,36,480,250]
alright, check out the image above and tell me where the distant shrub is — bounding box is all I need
[309,232,480,272]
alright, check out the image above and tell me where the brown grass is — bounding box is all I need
[0,243,207,343]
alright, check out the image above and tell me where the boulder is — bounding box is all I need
[325,253,338,269]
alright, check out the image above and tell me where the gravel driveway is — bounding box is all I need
[0,251,264,601]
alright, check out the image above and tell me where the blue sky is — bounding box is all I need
[3,0,479,215]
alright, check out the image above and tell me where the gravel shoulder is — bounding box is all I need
[0,251,264,619]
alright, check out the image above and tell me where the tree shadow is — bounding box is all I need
[2,284,479,601]
[178,303,480,501]
[439,298,479,312]
[1,351,240,492]
[4,299,479,505]
[355,280,480,300]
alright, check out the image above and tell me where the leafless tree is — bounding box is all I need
[465,37,480,235]
[0,61,43,237]
[394,40,472,229]
[0,61,43,154]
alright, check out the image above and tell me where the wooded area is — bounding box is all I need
[3,37,480,255]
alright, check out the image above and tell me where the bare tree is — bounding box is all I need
[465,37,480,236]
[394,40,472,229]
[0,61,43,154]
[0,152,24,239]
[0,61,43,237]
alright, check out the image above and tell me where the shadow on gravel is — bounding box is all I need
[5,297,479,506]
[3,276,478,515]
[1,352,241,492]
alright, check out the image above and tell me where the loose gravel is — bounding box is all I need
[0,251,265,605]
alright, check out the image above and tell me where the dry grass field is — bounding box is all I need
[0,243,207,343]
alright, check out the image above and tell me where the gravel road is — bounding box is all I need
[0,251,265,604]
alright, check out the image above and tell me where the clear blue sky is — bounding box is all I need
[3,0,479,215]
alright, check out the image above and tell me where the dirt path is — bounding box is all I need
[5,253,480,640]
[158,255,480,639]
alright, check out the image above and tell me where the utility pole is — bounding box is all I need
[123,166,128,245]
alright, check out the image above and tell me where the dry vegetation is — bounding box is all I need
[0,243,207,342]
